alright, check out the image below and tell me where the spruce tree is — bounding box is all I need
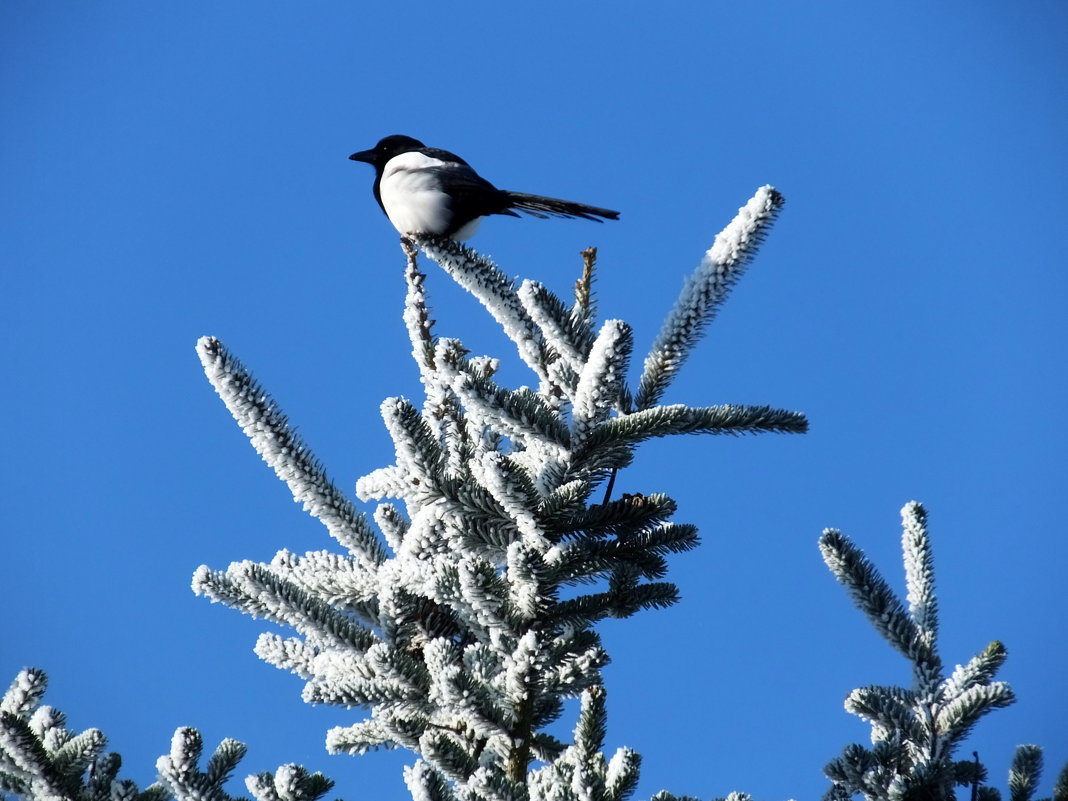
[819,503,1065,801]
[187,185,801,799]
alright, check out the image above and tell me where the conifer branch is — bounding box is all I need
[267,549,380,619]
[1009,745,1043,801]
[819,528,922,663]
[157,729,328,801]
[571,320,633,447]
[0,669,176,801]
[519,279,592,395]
[254,633,319,679]
[579,403,807,458]
[901,501,940,687]
[444,371,572,452]
[403,236,438,378]
[549,491,676,536]
[412,235,550,385]
[636,186,784,410]
[196,336,387,566]
[191,563,378,650]
[574,247,598,325]
[246,764,335,801]
[382,397,449,490]
[405,761,459,801]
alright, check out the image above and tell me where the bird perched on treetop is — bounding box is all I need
[349,135,620,240]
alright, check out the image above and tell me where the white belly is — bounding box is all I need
[379,151,480,238]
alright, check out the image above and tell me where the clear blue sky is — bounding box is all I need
[2,3,1065,799]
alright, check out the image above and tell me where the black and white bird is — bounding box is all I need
[349,135,619,239]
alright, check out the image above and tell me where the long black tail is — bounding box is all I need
[504,191,620,222]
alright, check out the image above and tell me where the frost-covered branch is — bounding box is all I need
[636,186,784,410]
[820,503,1018,801]
[0,668,337,801]
[411,235,550,386]
[1005,745,1068,801]
[197,337,386,566]
[0,668,157,801]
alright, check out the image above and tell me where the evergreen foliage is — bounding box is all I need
[0,669,332,801]
[0,668,164,801]
[819,503,1064,801]
[2,186,1059,801]
[189,187,804,797]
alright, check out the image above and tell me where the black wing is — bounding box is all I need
[414,151,519,230]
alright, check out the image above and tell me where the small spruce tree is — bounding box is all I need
[819,503,1065,801]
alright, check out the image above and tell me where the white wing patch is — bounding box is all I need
[379,151,460,236]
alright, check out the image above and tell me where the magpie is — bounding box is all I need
[349,135,619,239]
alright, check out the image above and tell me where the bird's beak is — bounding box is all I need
[349,149,374,164]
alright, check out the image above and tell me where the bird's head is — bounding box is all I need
[349,135,425,168]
